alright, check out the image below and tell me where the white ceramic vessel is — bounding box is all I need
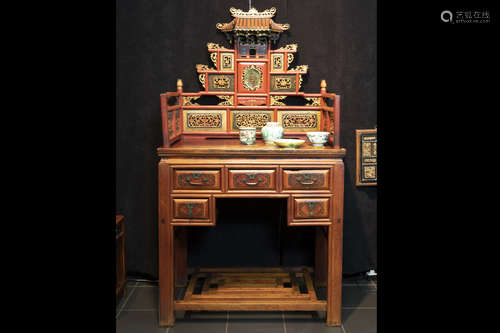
[261,122,284,144]
[306,131,330,147]
[239,127,256,145]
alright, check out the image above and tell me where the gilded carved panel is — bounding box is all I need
[220,52,234,71]
[271,53,284,72]
[277,110,321,132]
[356,129,377,186]
[183,110,227,132]
[230,110,274,131]
[207,74,234,91]
[270,74,296,92]
[241,65,264,91]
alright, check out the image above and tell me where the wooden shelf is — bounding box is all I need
[174,267,326,311]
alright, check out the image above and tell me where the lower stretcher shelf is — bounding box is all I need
[174,267,327,311]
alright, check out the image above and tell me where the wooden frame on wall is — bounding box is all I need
[356,128,377,186]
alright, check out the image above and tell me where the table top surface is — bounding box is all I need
[157,138,346,158]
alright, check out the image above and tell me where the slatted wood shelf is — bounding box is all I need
[174,267,327,311]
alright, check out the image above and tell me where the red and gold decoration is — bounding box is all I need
[160,6,341,148]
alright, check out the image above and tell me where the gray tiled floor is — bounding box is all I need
[116,278,376,333]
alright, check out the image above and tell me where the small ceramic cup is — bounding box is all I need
[239,127,257,145]
[306,131,330,147]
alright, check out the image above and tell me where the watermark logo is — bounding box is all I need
[441,10,453,23]
[441,9,490,24]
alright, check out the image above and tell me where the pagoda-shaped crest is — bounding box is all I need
[160,6,340,150]
[217,7,289,45]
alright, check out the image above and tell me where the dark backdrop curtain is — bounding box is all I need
[116,0,377,278]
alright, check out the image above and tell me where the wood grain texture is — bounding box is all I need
[157,140,344,326]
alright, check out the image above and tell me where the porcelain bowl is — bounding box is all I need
[306,131,330,147]
[273,139,305,149]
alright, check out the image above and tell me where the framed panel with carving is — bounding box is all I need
[229,110,274,131]
[220,52,234,71]
[356,128,377,186]
[271,53,284,72]
[183,110,227,132]
[277,110,321,132]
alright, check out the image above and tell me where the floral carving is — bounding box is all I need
[198,74,206,88]
[186,113,223,128]
[282,113,318,128]
[232,112,272,130]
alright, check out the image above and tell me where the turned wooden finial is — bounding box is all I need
[177,78,183,91]
[320,79,327,92]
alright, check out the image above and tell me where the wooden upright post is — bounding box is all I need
[158,160,175,326]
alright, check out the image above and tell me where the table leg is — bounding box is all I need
[327,163,344,326]
[315,227,328,287]
[159,161,175,326]
[175,227,188,287]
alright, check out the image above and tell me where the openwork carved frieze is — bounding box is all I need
[183,110,226,132]
[187,113,222,128]
[242,65,263,91]
[230,110,273,130]
[278,111,321,131]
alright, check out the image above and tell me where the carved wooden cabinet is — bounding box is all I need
[157,6,345,327]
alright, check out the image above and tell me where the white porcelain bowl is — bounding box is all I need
[306,132,330,147]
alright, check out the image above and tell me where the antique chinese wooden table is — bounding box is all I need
[157,7,345,326]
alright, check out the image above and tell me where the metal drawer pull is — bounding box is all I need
[184,202,196,218]
[241,173,266,186]
[306,201,317,216]
[179,172,212,186]
[296,174,319,185]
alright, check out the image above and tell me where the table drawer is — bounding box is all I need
[282,169,331,191]
[173,169,222,191]
[288,196,332,226]
[228,169,276,191]
[172,198,210,220]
